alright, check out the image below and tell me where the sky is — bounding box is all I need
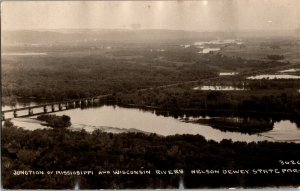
[1,0,300,32]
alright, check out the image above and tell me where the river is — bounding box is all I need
[2,100,300,143]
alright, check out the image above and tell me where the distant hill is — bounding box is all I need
[2,29,294,46]
[1,29,236,45]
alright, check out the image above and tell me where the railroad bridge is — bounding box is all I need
[1,95,111,120]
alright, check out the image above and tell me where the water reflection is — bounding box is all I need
[198,48,220,54]
[180,44,191,48]
[247,74,300,80]
[219,72,238,76]
[186,117,274,135]
[193,85,245,91]
[193,39,242,54]
[194,39,243,46]
[7,105,270,143]
[279,69,300,73]
[260,121,300,142]
[3,102,300,143]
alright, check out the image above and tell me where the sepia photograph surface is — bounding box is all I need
[1,0,300,189]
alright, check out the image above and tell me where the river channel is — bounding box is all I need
[2,100,300,143]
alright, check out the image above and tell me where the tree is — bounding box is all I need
[4,120,14,128]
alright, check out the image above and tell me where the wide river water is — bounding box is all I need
[2,101,300,143]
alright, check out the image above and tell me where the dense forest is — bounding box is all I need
[2,121,300,189]
[113,85,300,117]
[1,40,291,102]
[189,117,274,134]
[1,53,215,100]
[37,114,71,128]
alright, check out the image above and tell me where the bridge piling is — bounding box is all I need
[87,99,92,105]
[2,94,111,118]
[43,106,47,113]
[13,110,18,118]
[28,108,33,116]
[75,100,81,107]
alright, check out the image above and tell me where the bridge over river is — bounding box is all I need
[2,94,112,120]
[0,75,239,121]
[3,67,279,121]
